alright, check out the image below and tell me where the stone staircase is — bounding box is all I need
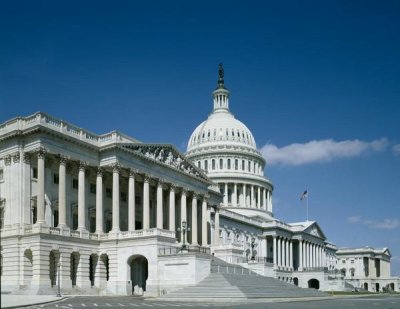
[161,258,326,299]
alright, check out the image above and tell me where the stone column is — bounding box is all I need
[78,161,87,231]
[299,240,303,270]
[289,240,293,269]
[169,185,175,232]
[202,198,208,246]
[263,188,267,210]
[285,239,289,267]
[181,189,187,243]
[58,155,67,227]
[214,207,220,245]
[257,186,261,208]
[36,149,46,225]
[128,169,136,231]
[233,183,237,207]
[277,237,281,267]
[305,242,309,268]
[191,194,198,245]
[224,183,228,205]
[239,184,246,207]
[273,236,277,266]
[156,181,163,229]
[95,168,104,234]
[143,176,150,230]
[260,237,267,258]
[111,164,120,232]
[251,185,255,208]
[243,184,247,207]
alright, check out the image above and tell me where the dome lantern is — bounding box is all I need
[212,64,230,112]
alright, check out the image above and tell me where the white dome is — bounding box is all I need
[187,110,257,152]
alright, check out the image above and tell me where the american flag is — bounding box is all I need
[300,190,308,200]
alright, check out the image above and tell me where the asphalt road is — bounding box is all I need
[28,295,400,309]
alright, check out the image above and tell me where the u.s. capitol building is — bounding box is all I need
[0,67,398,296]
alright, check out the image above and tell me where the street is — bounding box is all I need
[27,295,400,309]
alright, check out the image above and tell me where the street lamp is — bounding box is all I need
[177,221,190,251]
[56,262,61,297]
[250,237,256,261]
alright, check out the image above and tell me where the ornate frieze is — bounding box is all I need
[97,167,104,177]
[111,162,121,173]
[122,144,208,181]
[23,152,31,163]
[37,147,47,159]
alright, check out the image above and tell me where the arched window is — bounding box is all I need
[227,159,231,170]
[242,160,245,170]
[235,159,238,170]
[220,158,223,169]
[204,160,208,171]
[248,161,251,172]
[212,159,215,170]
[197,161,201,168]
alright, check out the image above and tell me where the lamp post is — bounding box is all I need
[56,262,61,297]
[251,237,256,261]
[177,221,190,252]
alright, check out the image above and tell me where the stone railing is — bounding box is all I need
[0,112,138,146]
[3,224,176,241]
[219,209,264,226]
[158,245,211,256]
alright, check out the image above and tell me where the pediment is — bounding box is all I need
[304,223,326,240]
[121,143,209,182]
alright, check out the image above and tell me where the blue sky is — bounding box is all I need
[1,1,399,274]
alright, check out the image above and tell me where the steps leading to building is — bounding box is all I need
[161,258,325,299]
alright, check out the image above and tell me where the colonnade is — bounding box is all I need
[221,182,272,211]
[298,239,325,269]
[271,236,326,270]
[34,149,212,246]
[272,236,293,269]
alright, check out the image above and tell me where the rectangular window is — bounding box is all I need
[121,192,127,202]
[32,167,38,179]
[235,159,238,170]
[53,173,59,184]
[227,159,231,169]
[72,178,78,189]
[242,160,245,170]
[351,260,354,264]
[106,188,112,198]
[0,168,3,181]
[90,183,96,194]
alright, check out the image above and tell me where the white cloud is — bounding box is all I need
[347,216,400,230]
[347,216,361,224]
[364,218,400,230]
[260,138,388,166]
[393,144,400,156]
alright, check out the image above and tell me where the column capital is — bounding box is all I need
[192,193,199,200]
[129,168,139,177]
[12,152,20,163]
[4,155,12,166]
[37,147,47,159]
[181,187,188,195]
[58,154,69,165]
[97,167,104,177]
[156,178,166,187]
[79,161,88,171]
[169,183,177,191]
[111,162,121,173]
[144,175,151,183]
[23,152,31,163]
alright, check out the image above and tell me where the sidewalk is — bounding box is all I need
[1,295,67,309]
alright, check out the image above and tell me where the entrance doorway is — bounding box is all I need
[375,283,379,292]
[363,282,368,290]
[293,277,299,286]
[308,278,320,289]
[128,255,148,295]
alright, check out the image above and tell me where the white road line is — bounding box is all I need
[81,305,87,307]
[106,304,113,307]
[155,304,167,307]
[140,303,154,307]
[129,303,140,307]
[93,304,98,307]
[118,304,126,307]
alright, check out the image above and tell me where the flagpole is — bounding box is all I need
[306,188,309,222]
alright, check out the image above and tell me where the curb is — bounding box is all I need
[2,297,68,309]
